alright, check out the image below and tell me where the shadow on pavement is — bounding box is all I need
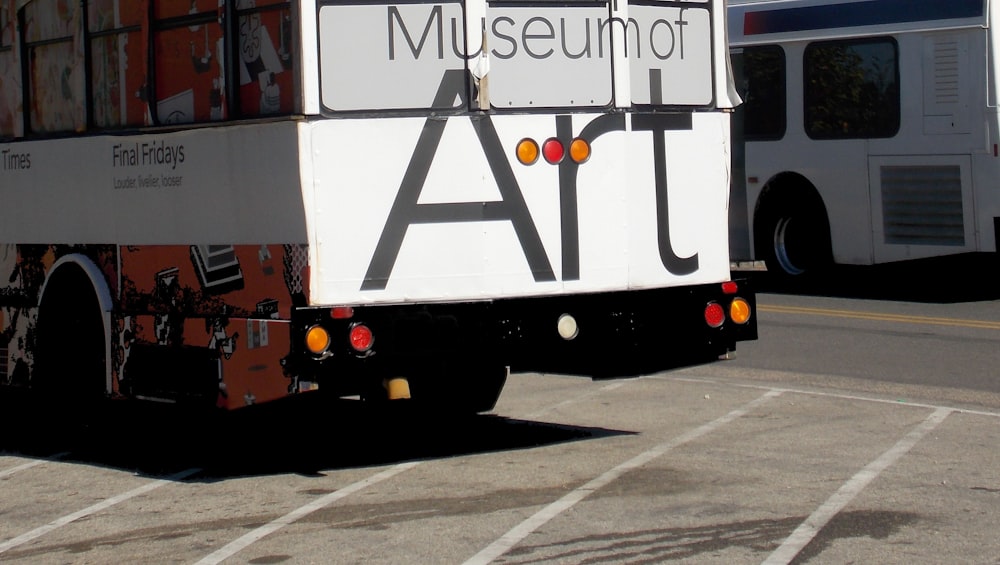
[734,253,1000,304]
[0,389,631,481]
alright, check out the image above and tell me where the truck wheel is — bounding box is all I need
[33,265,107,407]
[462,364,508,414]
[388,361,508,416]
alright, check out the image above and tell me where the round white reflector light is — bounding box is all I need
[557,314,579,340]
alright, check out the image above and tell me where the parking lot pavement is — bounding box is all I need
[1,371,998,564]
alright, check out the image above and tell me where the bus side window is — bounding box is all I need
[88,0,151,129]
[0,0,20,138]
[151,1,295,124]
[154,1,228,124]
[23,0,86,135]
[804,38,900,140]
[236,1,294,117]
[742,45,786,141]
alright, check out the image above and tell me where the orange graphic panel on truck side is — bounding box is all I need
[120,244,308,408]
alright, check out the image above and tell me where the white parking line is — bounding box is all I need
[6,373,951,563]
[670,369,1000,418]
[191,379,632,564]
[194,462,421,565]
[0,467,201,555]
[521,381,626,420]
[762,407,952,565]
[0,452,70,480]
[462,389,783,565]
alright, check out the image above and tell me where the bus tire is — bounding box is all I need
[32,264,107,409]
[756,193,832,283]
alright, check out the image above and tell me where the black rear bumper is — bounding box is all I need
[287,280,757,394]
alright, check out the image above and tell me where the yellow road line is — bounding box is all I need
[758,304,1000,330]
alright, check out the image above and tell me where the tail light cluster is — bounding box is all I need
[704,281,753,329]
[516,137,591,166]
[304,307,374,358]
[305,283,751,357]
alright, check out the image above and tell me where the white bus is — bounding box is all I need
[0,0,755,415]
[728,0,1000,281]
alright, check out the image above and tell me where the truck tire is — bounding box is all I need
[372,360,508,416]
[462,364,508,414]
[33,264,107,407]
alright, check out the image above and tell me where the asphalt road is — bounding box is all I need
[1,255,998,564]
[730,254,1000,403]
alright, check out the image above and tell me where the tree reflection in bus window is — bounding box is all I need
[804,38,900,139]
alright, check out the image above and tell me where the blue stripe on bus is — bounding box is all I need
[743,0,984,36]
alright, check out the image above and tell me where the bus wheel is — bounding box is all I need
[33,265,107,409]
[758,198,831,283]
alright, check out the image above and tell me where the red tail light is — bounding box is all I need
[542,138,565,164]
[349,323,374,352]
[704,302,725,328]
[330,306,355,319]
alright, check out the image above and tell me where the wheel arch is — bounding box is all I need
[36,253,114,395]
[38,254,114,314]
